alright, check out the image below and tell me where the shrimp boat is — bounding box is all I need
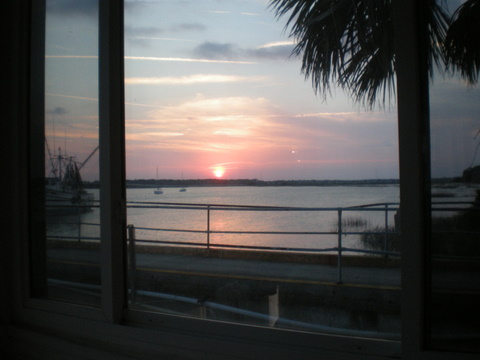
[45,143,97,215]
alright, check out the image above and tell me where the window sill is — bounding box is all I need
[10,301,401,360]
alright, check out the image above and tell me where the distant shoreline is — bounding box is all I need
[84,177,463,189]
[86,178,401,189]
[84,178,401,189]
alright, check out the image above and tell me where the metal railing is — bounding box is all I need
[47,202,401,251]
[125,201,400,253]
[126,201,401,284]
[46,200,480,284]
[47,200,479,250]
[48,201,478,249]
[47,202,401,249]
[47,201,402,283]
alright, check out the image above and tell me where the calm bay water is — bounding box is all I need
[48,184,479,253]
[126,185,401,251]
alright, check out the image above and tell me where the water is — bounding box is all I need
[48,184,479,253]
[126,185,401,252]
[129,185,399,208]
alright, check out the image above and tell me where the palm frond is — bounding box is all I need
[269,0,453,108]
[443,0,480,84]
[426,0,450,77]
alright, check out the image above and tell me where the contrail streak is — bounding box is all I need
[47,55,255,65]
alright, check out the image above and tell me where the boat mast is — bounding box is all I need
[58,147,62,181]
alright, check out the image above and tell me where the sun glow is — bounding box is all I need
[213,167,225,178]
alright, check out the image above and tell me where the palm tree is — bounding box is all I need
[444,0,480,84]
[269,0,478,108]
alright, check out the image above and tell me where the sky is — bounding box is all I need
[44,0,479,181]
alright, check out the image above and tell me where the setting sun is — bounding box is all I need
[213,167,225,178]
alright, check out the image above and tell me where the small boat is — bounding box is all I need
[179,171,187,192]
[154,167,163,194]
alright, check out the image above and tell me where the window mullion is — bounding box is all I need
[29,0,47,299]
[393,0,431,357]
[99,0,127,324]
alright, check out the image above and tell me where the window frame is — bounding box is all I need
[6,0,478,359]
[393,0,431,357]
[98,0,128,324]
[394,1,479,359]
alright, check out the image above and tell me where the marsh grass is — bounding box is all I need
[361,190,480,256]
[342,216,370,229]
[331,216,370,232]
[360,226,400,253]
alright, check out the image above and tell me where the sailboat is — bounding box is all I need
[179,171,187,192]
[154,167,163,194]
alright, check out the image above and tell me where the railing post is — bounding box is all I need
[384,204,389,256]
[337,209,343,284]
[77,205,82,242]
[127,224,137,304]
[207,205,211,249]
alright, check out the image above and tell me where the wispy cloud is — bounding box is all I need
[192,41,295,62]
[292,112,396,123]
[127,95,277,151]
[126,94,338,156]
[205,10,231,14]
[47,93,98,102]
[127,36,196,42]
[125,74,267,85]
[248,41,296,60]
[46,55,97,59]
[46,107,68,115]
[48,92,174,110]
[125,25,163,37]
[126,102,173,109]
[125,92,398,179]
[124,25,163,46]
[46,54,255,64]
[125,23,206,46]
[47,42,294,65]
[257,41,296,49]
[125,56,255,64]
[204,10,260,16]
[171,23,206,32]
[193,42,239,60]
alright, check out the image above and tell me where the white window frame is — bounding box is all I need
[5,0,478,359]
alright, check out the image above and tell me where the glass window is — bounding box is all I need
[30,0,101,305]
[428,0,480,352]
[28,0,480,358]
[124,0,400,339]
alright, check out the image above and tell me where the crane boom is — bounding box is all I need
[78,145,99,171]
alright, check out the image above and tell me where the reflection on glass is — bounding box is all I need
[125,0,400,338]
[428,0,480,352]
[39,0,101,305]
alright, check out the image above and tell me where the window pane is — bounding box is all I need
[428,0,480,351]
[31,0,101,305]
[125,0,400,338]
